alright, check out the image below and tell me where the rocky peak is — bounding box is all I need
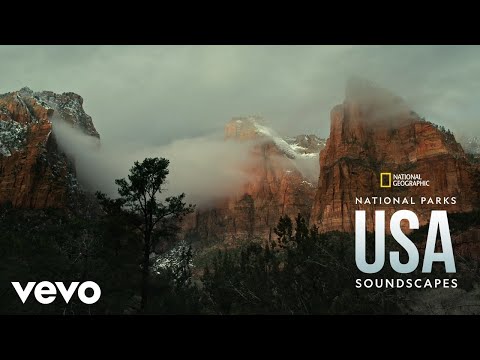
[0,87,99,208]
[225,116,324,161]
[311,80,479,233]
[18,87,34,97]
[343,76,413,128]
[184,117,320,243]
[1,88,98,137]
[224,115,266,141]
[284,134,326,155]
[33,90,99,138]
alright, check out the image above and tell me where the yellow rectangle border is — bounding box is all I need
[380,172,392,188]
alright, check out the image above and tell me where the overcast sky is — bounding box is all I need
[0,45,479,145]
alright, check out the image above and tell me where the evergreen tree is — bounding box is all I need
[96,157,194,312]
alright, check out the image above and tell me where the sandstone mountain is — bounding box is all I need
[284,134,326,155]
[1,82,479,246]
[310,77,480,233]
[184,116,325,243]
[0,87,98,208]
[185,80,480,243]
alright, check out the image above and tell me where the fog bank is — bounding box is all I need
[52,120,256,206]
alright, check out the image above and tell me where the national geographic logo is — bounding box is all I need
[380,172,392,188]
[380,172,430,188]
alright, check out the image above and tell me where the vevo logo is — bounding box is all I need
[11,281,101,305]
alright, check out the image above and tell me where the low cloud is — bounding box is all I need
[52,119,322,208]
[52,120,256,207]
[293,155,319,183]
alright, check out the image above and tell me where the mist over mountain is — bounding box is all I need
[2,69,480,315]
[2,75,478,213]
[53,114,324,207]
[1,46,480,148]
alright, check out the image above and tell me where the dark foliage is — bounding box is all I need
[201,214,405,314]
[96,157,194,312]
[2,155,480,314]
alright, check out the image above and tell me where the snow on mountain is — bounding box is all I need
[234,116,325,160]
[0,120,27,157]
[464,136,480,154]
[254,122,300,159]
[18,87,99,138]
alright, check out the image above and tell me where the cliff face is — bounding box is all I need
[185,117,322,243]
[0,87,98,208]
[311,78,479,233]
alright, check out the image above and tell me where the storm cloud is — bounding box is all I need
[1,45,480,147]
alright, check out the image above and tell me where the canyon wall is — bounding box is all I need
[310,78,479,233]
[0,87,98,208]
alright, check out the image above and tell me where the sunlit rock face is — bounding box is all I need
[0,87,98,208]
[310,78,479,234]
[184,116,324,243]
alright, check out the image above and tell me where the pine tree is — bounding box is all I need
[96,157,194,312]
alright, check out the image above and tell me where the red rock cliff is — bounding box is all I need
[0,87,99,208]
[310,78,479,233]
[184,117,322,243]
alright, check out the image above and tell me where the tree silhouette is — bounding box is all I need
[96,157,194,311]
